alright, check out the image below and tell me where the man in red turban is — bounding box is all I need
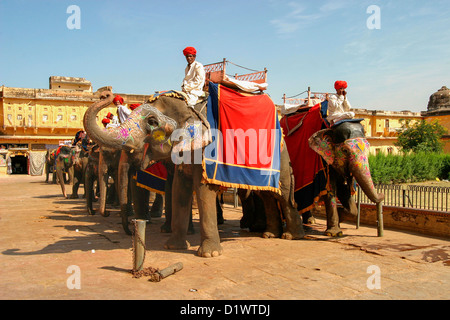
[102,118,111,128]
[181,46,205,107]
[113,94,131,123]
[327,80,354,126]
[183,46,197,56]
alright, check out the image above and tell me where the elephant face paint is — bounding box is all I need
[344,138,371,174]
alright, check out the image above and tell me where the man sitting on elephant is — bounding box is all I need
[326,80,355,126]
[181,46,206,107]
[114,95,131,124]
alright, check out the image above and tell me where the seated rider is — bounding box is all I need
[113,95,131,123]
[326,80,355,126]
[181,46,206,107]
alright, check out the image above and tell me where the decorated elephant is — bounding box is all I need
[45,148,57,184]
[54,142,88,199]
[85,144,124,216]
[281,102,384,237]
[83,88,304,258]
[308,121,384,236]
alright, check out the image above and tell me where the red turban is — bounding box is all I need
[334,81,348,90]
[106,112,113,119]
[183,46,197,56]
[113,95,124,105]
[102,118,110,127]
[129,103,141,111]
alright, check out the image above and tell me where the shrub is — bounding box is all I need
[368,152,449,184]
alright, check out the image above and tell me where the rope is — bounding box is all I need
[285,90,308,99]
[226,60,261,73]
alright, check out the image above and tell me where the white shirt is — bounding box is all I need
[327,94,354,125]
[182,60,206,106]
[117,104,131,123]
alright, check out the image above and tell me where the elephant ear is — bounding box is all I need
[171,119,211,154]
[308,128,335,165]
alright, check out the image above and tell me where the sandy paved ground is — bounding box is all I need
[0,174,449,302]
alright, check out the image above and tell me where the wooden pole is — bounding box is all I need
[376,202,384,237]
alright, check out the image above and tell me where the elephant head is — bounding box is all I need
[83,90,211,167]
[308,121,384,204]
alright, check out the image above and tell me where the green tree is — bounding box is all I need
[395,119,447,153]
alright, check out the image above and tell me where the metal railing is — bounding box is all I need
[356,184,450,213]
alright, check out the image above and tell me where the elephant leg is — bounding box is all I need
[260,196,282,239]
[216,195,224,225]
[150,193,164,218]
[323,170,342,237]
[238,189,255,229]
[336,177,357,223]
[85,164,96,215]
[195,182,222,257]
[161,166,174,233]
[70,166,81,199]
[56,164,68,199]
[98,153,109,217]
[165,167,193,250]
[276,146,305,240]
[118,152,134,235]
[130,171,150,221]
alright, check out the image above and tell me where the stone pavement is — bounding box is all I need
[0,175,449,301]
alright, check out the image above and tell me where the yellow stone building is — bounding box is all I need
[1,77,449,175]
[0,76,150,175]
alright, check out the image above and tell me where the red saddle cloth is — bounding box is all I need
[280,103,327,214]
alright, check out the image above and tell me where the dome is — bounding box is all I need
[428,86,450,112]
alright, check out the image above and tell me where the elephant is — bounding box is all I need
[54,142,89,199]
[45,148,57,184]
[308,121,385,236]
[117,148,164,235]
[85,144,124,216]
[83,90,304,258]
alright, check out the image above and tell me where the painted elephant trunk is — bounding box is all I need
[83,91,146,153]
[345,138,384,204]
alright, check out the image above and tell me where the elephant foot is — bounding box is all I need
[197,239,223,258]
[164,237,190,250]
[100,210,110,218]
[282,229,305,240]
[325,227,344,237]
[262,231,279,239]
[69,194,79,199]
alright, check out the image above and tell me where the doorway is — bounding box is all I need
[11,155,28,174]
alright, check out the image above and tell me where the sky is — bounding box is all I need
[1,0,449,112]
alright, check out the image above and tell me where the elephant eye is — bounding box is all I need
[147,117,159,128]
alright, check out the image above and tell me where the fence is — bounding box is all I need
[356,184,450,213]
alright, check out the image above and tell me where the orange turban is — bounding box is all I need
[113,95,124,105]
[334,81,348,90]
[129,103,141,111]
[183,46,197,56]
